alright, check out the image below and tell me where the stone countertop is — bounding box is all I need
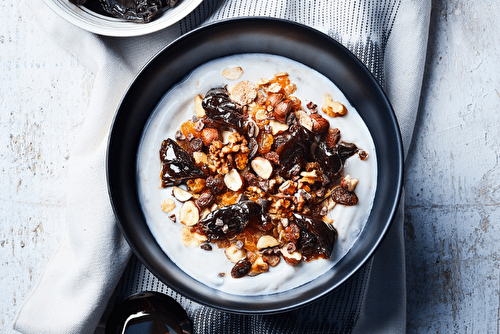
[1,1,499,333]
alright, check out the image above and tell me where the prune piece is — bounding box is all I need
[98,0,164,23]
[292,212,337,259]
[274,125,315,178]
[198,200,262,240]
[159,139,205,187]
[331,186,359,206]
[337,141,359,162]
[231,258,252,278]
[206,175,225,195]
[313,141,343,183]
[202,87,246,132]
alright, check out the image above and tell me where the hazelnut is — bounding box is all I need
[224,168,244,191]
[281,246,302,266]
[201,128,220,146]
[179,201,199,226]
[265,93,283,108]
[256,235,280,250]
[296,110,313,131]
[251,157,273,179]
[225,243,247,263]
[269,120,289,135]
[273,99,293,123]
[172,186,193,202]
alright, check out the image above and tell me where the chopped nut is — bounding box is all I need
[228,80,258,105]
[257,78,270,86]
[221,130,235,144]
[222,66,244,80]
[248,256,269,276]
[322,94,347,117]
[251,157,273,179]
[225,243,247,263]
[181,226,207,247]
[269,119,289,135]
[224,168,244,191]
[194,94,206,117]
[161,199,176,213]
[200,243,213,251]
[193,151,208,166]
[168,213,176,222]
[296,110,313,131]
[268,82,282,93]
[172,186,193,202]
[281,245,302,266]
[262,253,281,267]
[278,180,296,195]
[179,201,199,226]
[341,175,359,192]
[256,235,280,250]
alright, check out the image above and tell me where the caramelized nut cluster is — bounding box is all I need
[159,68,367,278]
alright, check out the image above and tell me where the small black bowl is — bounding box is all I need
[107,17,403,314]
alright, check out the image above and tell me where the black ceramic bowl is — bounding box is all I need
[107,17,403,314]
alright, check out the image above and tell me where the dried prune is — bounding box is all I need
[98,0,165,22]
[292,212,337,260]
[274,125,315,178]
[159,139,205,187]
[313,141,343,183]
[331,186,359,206]
[198,200,262,240]
[337,141,359,162]
[202,88,246,132]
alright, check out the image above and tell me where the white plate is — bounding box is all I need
[43,0,203,37]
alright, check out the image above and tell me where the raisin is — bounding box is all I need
[188,137,203,154]
[206,175,225,195]
[331,187,358,206]
[231,258,252,278]
[196,189,215,209]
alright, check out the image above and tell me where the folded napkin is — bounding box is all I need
[14,0,430,333]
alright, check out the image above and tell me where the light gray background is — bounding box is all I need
[1,0,499,333]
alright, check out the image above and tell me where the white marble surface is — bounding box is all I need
[1,0,499,333]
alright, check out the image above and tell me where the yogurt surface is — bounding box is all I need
[137,53,377,295]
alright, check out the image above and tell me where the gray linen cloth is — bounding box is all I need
[14,0,431,333]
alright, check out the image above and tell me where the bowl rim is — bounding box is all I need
[43,0,203,37]
[107,17,403,314]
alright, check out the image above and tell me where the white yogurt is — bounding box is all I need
[137,54,377,295]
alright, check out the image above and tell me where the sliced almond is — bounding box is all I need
[172,186,193,202]
[194,94,206,118]
[269,120,289,135]
[256,235,280,250]
[181,226,207,247]
[281,246,302,266]
[161,199,176,213]
[179,201,199,226]
[296,110,313,131]
[322,94,347,117]
[225,243,247,263]
[222,66,244,80]
[224,169,244,191]
[251,157,273,179]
